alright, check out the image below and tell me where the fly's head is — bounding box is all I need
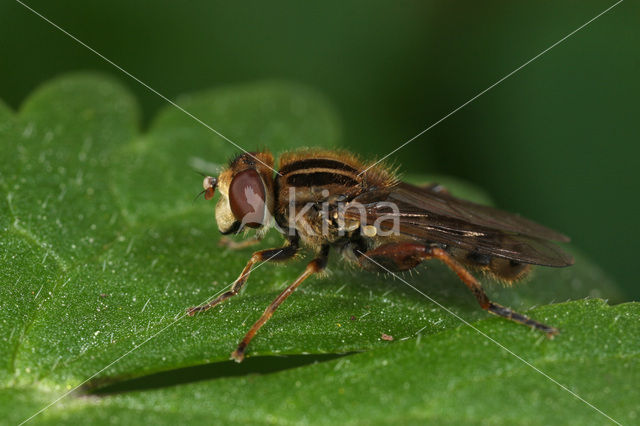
[204,151,276,235]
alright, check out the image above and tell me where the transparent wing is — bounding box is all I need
[345,182,574,267]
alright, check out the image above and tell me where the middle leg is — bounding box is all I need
[231,244,330,362]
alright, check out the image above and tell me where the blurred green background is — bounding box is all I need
[1,1,638,299]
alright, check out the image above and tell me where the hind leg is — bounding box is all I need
[357,243,558,336]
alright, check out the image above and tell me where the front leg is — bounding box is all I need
[187,236,299,316]
[218,234,262,250]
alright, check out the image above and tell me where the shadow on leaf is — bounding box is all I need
[85,353,349,396]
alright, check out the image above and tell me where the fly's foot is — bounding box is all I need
[186,304,212,316]
[230,342,247,363]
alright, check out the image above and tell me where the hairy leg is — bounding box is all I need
[187,237,299,316]
[358,243,558,336]
[231,245,330,362]
[218,235,263,250]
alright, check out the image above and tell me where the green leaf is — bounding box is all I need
[0,74,635,424]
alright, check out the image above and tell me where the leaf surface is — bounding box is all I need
[0,74,633,425]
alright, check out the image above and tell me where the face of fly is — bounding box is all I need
[203,152,276,235]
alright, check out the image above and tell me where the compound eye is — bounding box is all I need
[228,169,266,228]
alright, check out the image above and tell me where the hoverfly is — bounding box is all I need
[188,149,573,362]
